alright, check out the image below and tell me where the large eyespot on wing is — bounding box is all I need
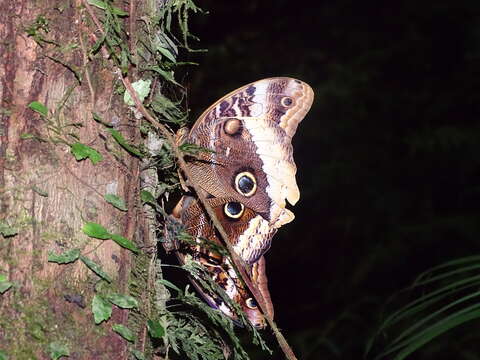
[234,171,257,197]
[180,196,276,265]
[223,201,247,220]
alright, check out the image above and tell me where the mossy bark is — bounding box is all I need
[0,1,154,358]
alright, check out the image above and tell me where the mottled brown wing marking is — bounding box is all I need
[172,195,270,328]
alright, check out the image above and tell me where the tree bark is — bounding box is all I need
[0,1,151,358]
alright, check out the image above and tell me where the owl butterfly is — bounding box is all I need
[171,77,314,327]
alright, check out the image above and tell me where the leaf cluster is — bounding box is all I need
[367,256,480,360]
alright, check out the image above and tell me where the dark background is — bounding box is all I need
[178,1,480,358]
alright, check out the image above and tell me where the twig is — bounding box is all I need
[78,21,95,104]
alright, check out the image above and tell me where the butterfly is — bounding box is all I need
[168,77,313,327]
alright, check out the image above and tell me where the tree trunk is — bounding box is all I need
[0,1,156,358]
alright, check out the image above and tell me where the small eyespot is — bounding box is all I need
[235,171,257,197]
[246,298,257,309]
[281,96,294,107]
[224,202,244,219]
[223,118,243,136]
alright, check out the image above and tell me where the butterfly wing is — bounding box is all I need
[184,78,314,262]
[171,195,273,328]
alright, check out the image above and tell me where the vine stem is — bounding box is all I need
[82,2,298,358]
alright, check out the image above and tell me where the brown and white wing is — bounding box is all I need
[184,78,314,261]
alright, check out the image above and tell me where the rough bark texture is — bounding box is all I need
[0,1,147,358]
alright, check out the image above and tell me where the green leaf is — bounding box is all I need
[30,322,46,340]
[92,294,112,324]
[147,66,179,86]
[108,129,143,157]
[107,293,138,309]
[0,281,13,294]
[0,350,8,360]
[82,222,111,240]
[147,319,165,338]
[20,133,35,140]
[47,341,69,360]
[87,0,128,16]
[92,112,113,128]
[32,185,49,197]
[123,79,151,106]
[0,275,6,282]
[112,324,135,342]
[131,349,145,360]
[179,142,215,155]
[104,194,127,211]
[157,279,181,293]
[70,142,103,165]
[28,101,48,117]
[110,234,139,254]
[80,256,112,283]
[157,45,177,63]
[140,190,156,204]
[0,222,18,237]
[48,248,81,264]
[154,32,178,63]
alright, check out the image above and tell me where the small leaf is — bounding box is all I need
[0,222,18,237]
[104,194,127,211]
[147,319,165,338]
[0,281,13,294]
[48,248,80,264]
[147,66,179,86]
[70,142,103,165]
[32,185,49,197]
[123,79,151,106]
[140,190,156,204]
[156,45,177,63]
[28,101,48,117]
[107,293,138,309]
[179,142,215,155]
[80,256,112,283]
[131,349,145,360]
[30,322,46,340]
[110,234,139,254]
[108,129,143,157]
[112,324,135,342]
[87,0,128,16]
[0,350,8,360]
[92,295,112,324]
[92,112,113,128]
[20,133,35,139]
[47,341,69,360]
[82,222,111,240]
[157,279,181,293]
[0,275,6,282]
